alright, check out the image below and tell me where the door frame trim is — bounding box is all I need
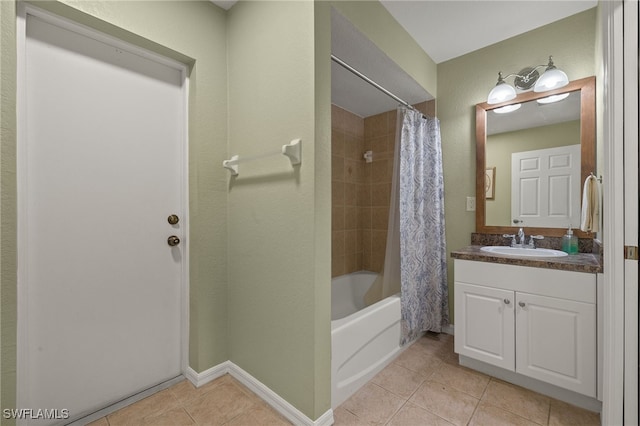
[622,0,639,422]
[600,0,625,424]
[16,2,190,414]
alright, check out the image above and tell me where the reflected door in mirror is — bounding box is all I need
[511,144,581,228]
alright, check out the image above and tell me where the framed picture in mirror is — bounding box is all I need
[485,167,495,200]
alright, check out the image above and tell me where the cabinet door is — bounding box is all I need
[455,282,515,370]
[516,293,596,397]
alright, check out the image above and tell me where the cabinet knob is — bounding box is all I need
[519,301,526,307]
[503,299,511,305]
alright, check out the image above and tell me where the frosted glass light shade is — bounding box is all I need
[487,82,517,104]
[537,93,570,104]
[493,103,521,114]
[533,68,569,92]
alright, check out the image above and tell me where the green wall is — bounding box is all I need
[226,1,330,419]
[1,0,229,419]
[437,7,597,321]
[1,0,18,415]
[486,121,581,226]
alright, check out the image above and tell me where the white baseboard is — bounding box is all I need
[185,361,231,387]
[187,362,334,426]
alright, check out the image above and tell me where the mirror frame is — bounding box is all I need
[475,76,596,238]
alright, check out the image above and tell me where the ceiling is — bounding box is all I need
[379,1,597,64]
[487,91,581,136]
[211,0,597,118]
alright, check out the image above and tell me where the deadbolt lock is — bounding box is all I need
[167,236,180,247]
[168,214,180,225]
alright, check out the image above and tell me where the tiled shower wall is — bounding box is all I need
[331,105,365,278]
[331,101,435,278]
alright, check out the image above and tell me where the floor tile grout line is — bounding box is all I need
[476,391,550,426]
[383,399,410,426]
[179,398,198,426]
[465,397,482,426]
[484,378,554,426]
[462,373,491,426]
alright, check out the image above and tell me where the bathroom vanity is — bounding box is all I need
[459,74,604,410]
[451,246,603,410]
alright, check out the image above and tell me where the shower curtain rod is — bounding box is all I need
[331,54,425,118]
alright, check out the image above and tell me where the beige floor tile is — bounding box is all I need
[441,351,460,366]
[481,380,550,425]
[226,403,291,426]
[429,362,490,398]
[387,402,455,426]
[231,379,270,406]
[167,379,201,404]
[107,389,180,426]
[184,381,256,425]
[409,380,479,426]
[470,401,540,426]
[371,362,431,398]
[140,406,195,426]
[341,383,405,425]
[86,418,109,426]
[414,332,454,355]
[332,407,371,425]
[393,344,443,373]
[548,399,600,425]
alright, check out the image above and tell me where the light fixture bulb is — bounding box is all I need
[493,104,521,114]
[487,72,517,104]
[534,56,569,92]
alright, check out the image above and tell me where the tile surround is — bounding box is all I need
[331,101,435,278]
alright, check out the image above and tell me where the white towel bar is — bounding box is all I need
[222,139,301,177]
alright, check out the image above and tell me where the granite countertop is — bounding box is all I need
[451,245,603,274]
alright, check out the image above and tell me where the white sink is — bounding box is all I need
[480,246,568,258]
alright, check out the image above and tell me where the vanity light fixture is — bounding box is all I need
[487,56,569,105]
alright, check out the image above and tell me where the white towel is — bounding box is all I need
[580,174,600,233]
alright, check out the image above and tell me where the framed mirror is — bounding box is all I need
[475,76,595,238]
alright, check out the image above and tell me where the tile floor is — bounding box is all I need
[86,375,291,426]
[89,333,600,425]
[334,333,600,425]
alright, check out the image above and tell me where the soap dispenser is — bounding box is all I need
[562,226,579,254]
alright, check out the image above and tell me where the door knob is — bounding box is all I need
[167,236,180,247]
[503,299,511,305]
[168,214,179,225]
[519,301,526,307]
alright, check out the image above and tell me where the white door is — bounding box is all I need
[511,144,581,228]
[515,292,596,397]
[454,282,515,370]
[18,8,187,424]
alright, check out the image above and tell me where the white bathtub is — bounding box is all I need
[331,271,402,408]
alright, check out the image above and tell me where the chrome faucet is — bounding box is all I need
[517,227,526,246]
[504,228,544,248]
[527,235,545,248]
[502,233,517,247]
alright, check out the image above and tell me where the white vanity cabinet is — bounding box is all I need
[454,259,597,397]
